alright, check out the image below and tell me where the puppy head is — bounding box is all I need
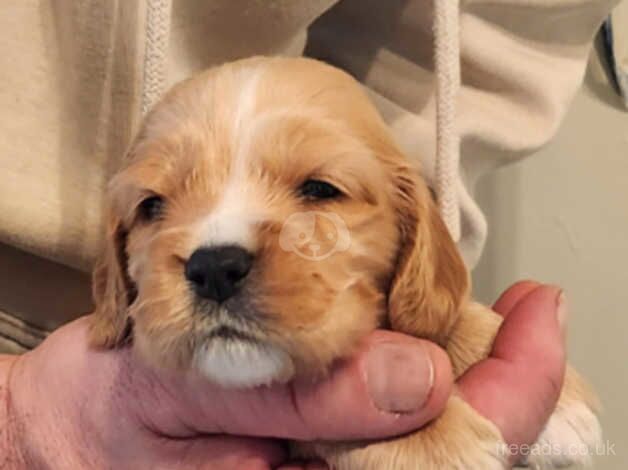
[90,57,468,387]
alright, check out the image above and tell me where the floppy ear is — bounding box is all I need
[387,165,469,347]
[88,205,135,348]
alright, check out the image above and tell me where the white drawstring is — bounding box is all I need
[141,0,172,115]
[433,0,462,241]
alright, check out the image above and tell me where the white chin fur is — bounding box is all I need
[194,338,295,388]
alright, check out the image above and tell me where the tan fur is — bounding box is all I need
[90,211,134,347]
[297,397,508,470]
[89,56,601,469]
[386,163,470,347]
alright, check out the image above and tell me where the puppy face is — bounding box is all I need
[90,57,468,387]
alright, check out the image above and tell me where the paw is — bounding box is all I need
[311,438,508,470]
[293,397,510,470]
[526,400,602,469]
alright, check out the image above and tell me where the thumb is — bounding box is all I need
[458,284,566,447]
[134,330,453,441]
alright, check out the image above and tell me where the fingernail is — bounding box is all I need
[556,290,568,336]
[366,342,434,413]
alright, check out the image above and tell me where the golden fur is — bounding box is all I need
[90,57,601,469]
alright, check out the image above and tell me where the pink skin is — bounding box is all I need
[1,282,564,470]
[459,281,566,461]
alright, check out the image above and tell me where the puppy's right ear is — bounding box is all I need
[386,162,469,347]
[89,204,134,348]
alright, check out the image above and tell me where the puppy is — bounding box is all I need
[90,56,601,469]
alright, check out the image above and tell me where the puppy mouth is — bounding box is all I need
[192,300,297,387]
[207,325,258,343]
[195,322,295,388]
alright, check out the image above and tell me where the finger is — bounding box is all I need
[152,435,286,470]
[458,285,566,447]
[492,280,541,318]
[135,330,453,441]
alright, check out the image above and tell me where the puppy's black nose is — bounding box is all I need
[185,246,253,302]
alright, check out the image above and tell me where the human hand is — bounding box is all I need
[2,317,452,469]
[2,281,565,469]
[459,281,567,464]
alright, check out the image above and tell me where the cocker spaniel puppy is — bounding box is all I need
[90,57,601,469]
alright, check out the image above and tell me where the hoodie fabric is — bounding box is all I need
[604,1,628,107]
[0,0,622,352]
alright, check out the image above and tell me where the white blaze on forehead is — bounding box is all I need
[196,67,266,251]
[197,179,259,249]
[231,65,263,148]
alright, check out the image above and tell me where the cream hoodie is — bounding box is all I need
[0,0,622,349]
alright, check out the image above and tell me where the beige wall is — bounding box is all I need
[473,45,628,469]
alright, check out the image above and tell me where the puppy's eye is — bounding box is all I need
[138,195,165,221]
[299,179,342,200]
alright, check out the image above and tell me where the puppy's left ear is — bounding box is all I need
[88,204,135,348]
[387,164,469,346]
